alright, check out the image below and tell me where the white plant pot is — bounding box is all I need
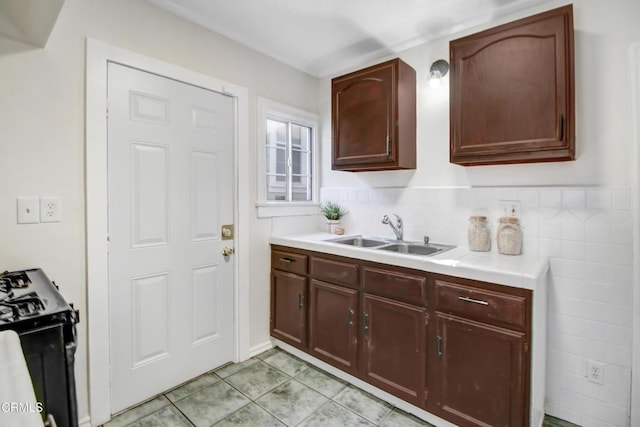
[326,219,341,234]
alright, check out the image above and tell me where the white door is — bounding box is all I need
[107,63,235,413]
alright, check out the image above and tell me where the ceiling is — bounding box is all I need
[0,0,65,47]
[147,0,546,78]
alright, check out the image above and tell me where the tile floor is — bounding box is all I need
[102,347,579,427]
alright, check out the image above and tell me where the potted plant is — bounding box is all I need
[321,202,347,233]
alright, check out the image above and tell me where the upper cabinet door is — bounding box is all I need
[332,58,416,171]
[450,5,575,166]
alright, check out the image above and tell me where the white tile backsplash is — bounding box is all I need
[563,189,587,209]
[587,189,613,210]
[320,185,633,426]
[540,189,563,208]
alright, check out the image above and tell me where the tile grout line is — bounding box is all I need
[163,395,196,427]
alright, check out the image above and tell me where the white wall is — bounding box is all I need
[0,0,318,422]
[317,0,640,425]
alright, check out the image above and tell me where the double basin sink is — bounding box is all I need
[327,235,455,257]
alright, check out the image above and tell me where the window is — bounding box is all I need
[257,98,319,217]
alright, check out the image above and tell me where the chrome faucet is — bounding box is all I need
[381,214,403,240]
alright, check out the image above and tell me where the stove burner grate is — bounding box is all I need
[0,291,46,322]
[0,271,31,289]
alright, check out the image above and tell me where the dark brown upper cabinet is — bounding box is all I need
[450,5,575,166]
[332,58,416,171]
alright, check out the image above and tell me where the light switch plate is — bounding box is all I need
[17,197,40,224]
[40,197,62,223]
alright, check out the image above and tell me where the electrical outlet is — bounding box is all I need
[40,197,62,223]
[17,197,40,224]
[586,359,605,385]
[499,200,521,218]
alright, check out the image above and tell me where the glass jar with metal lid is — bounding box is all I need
[497,216,522,255]
[468,215,490,252]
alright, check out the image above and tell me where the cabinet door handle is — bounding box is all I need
[298,293,304,309]
[559,114,565,141]
[279,257,294,263]
[363,312,369,332]
[437,335,443,360]
[458,296,489,306]
[347,308,354,326]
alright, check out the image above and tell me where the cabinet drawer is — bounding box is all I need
[363,267,425,306]
[434,280,526,330]
[310,256,359,288]
[272,250,308,275]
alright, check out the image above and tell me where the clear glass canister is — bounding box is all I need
[468,216,490,252]
[497,217,522,255]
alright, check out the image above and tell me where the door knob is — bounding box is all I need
[222,247,235,256]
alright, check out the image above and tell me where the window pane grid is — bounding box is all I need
[265,115,313,202]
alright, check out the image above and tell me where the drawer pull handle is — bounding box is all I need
[280,257,295,263]
[347,308,354,326]
[298,293,303,309]
[458,296,489,306]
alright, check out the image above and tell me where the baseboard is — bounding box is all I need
[78,415,91,427]
[248,340,273,358]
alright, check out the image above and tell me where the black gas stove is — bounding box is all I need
[0,269,79,427]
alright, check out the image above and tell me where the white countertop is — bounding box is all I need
[270,233,549,290]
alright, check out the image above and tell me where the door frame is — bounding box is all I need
[631,42,640,427]
[85,38,251,425]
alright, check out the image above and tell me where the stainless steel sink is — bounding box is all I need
[378,242,455,256]
[328,236,389,248]
[329,235,455,256]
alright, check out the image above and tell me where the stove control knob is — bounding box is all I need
[222,247,235,257]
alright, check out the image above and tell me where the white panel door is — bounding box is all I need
[107,63,235,413]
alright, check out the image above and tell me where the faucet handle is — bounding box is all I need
[393,213,402,225]
[381,214,390,224]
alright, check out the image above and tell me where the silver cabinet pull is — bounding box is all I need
[363,312,369,332]
[347,308,354,326]
[437,335,443,359]
[279,258,294,263]
[458,296,489,306]
[298,293,303,309]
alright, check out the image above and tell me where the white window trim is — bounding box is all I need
[256,97,320,218]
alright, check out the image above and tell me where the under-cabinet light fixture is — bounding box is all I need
[429,59,449,88]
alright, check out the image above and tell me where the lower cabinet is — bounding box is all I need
[429,312,527,427]
[270,270,307,348]
[270,245,534,427]
[308,279,358,374]
[361,293,426,406]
